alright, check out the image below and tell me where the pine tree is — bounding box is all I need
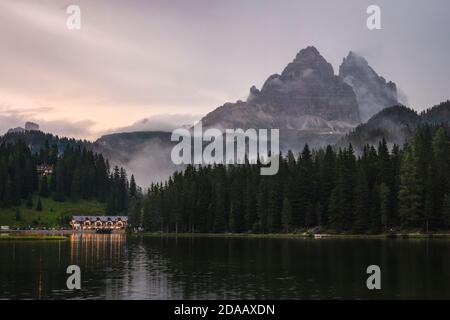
[228,203,236,233]
[26,194,33,208]
[129,197,142,228]
[379,183,391,231]
[129,175,137,198]
[281,198,292,232]
[256,182,267,233]
[318,145,335,226]
[443,194,450,229]
[70,168,82,201]
[36,198,43,212]
[142,189,153,231]
[430,127,450,228]
[398,145,422,228]
[244,180,257,232]
[53,162,65,202]
[328,185,343,231]
[341,145,356,230]
[3,176,13,208]
[266,175,281,233]
[213,181,226,232]
[353,168,370,233]
[39,175,50,197]
[370,184,381,233]
[298,144,313,228]
[15,208,21,221]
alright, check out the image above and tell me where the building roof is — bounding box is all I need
[71,216,128,222]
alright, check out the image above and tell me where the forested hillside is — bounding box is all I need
[339,100,450,151]
[142,125,450,234]
[0,139,136,222]
[0,130,91,154]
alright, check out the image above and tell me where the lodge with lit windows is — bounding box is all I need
[70,216,128,231]
[36,164,53,176]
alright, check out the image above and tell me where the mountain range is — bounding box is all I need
[201,46,397,140]
[199,46,399,151]
[1,46,449,185]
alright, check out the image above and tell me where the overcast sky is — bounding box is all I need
[0,0,449,139]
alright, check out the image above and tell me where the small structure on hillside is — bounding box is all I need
[70,216,128,231]
[37,164,53,176]
[25,122,40,131]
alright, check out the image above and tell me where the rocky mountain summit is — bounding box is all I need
[202,46,399,140]
[7,122,40,134]
[199,46,402,150]
[202,46,361,133]
[339,51,398,122]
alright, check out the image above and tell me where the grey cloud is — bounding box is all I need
[108,114,201,134]
[0,0,449,136]
[0,105,98,140]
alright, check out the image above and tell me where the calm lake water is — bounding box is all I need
[0,234,449,299]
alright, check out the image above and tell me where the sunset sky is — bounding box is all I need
[0,0,449,139]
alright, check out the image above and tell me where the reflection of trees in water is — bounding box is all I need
[109,236,178,299]
[138,237,450,299]
[0,240,68,299]
[138,237,300,299]
[2,237,450,299]
[139,237,306,299]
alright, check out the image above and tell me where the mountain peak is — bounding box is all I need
[201,46,361,139]
[339,51,398,122]
[282,46,334,79]
[342,51,369,67]
[294,46,321,61]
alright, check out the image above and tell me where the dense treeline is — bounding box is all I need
[0,140,134,215]
[141,125,450,233]
[0,142,38,207]
[1,130,91,154]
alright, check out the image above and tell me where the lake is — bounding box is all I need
[1,234,449,299]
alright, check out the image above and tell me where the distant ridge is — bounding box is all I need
[338,100,450,150]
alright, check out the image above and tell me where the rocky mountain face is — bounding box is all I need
[339,51,398,122]
[7,122,41,134]
[200,46,403,150]
[201,46,361,136]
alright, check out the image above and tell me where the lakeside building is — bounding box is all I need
[36,164,53,176]
[70,216,128,231]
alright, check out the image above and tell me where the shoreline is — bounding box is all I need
[2,230,450,240]
[0,234,67,241]
[134,232,450,239]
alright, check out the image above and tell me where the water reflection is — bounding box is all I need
[68,233,126,268]
[1,236,450,299]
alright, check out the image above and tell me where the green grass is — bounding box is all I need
[0,235,67,241]
[0,195,105,228]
